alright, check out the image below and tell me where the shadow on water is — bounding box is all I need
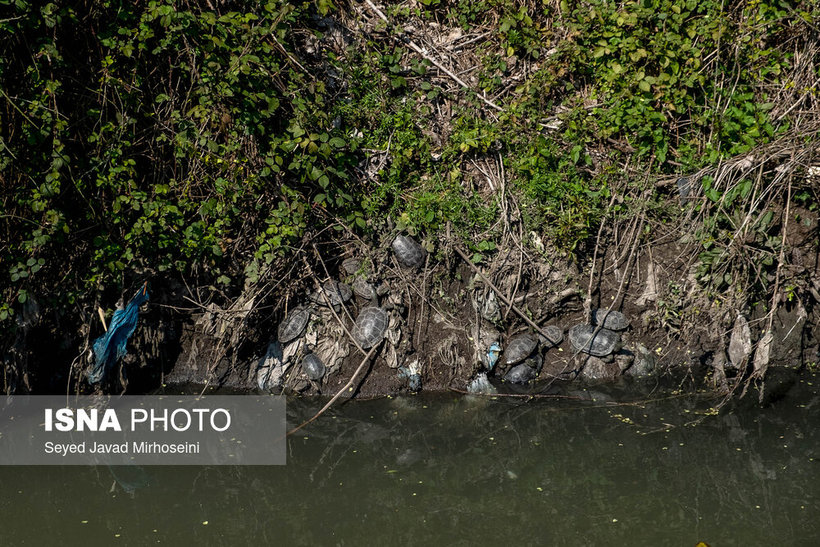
[1,374,818,545]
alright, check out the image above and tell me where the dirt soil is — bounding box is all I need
[8,200,817,400]
[149,216,819,400]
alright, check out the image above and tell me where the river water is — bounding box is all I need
[2,374,818,545]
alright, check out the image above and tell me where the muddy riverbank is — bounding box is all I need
[17,209,812,403]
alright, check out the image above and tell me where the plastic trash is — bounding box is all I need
[89,282,149,384]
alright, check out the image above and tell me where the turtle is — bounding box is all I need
[568,324,620,357]
[522,353,543,374]
[591,309,629,331]
[504,363,537,384]
[538,325,564,347]
[341,257,361,275]
[352,277,377,301]
[310,281,352,308]
[302,353,326,380]
[277,307,311,343]
[352,306,389,349]
[503,333,539,366]
[392,234,427,268]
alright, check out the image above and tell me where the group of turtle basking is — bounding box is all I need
[569,309,629,357]
[472,309,633,391]
[256,229,642,394]
[256,233,427,392]
[498,326,563,384]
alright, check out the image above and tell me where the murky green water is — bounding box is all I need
[2,375,818,546]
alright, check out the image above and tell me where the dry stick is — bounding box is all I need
[777,77,820,122]
[604,209,642,274]
[495,155,510,235]
[505,216,525,322]
[287,341,382,436]
[362,0,503,112]
[97,307,108,332]
[389,254,416,328]
[613,185,651,312]
[416,252,430,348]
[585,192,618,323]
[453,247,562,344]
[502,159,525,321]
[766,180,793,338]
[447,386,584,400]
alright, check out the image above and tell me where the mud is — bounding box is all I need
[153,229,818,400]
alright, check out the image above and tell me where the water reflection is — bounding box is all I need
[107,465,150,496]
[0,375,817,545]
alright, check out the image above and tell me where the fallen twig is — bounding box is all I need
[287,341,382,436]
[447,385,584,400]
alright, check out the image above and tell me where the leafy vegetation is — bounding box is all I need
[1,0,817,344]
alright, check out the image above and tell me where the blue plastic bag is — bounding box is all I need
[88,282,149,384]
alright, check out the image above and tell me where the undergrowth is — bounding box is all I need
[1,0,818,352]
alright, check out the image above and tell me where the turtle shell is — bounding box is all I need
[302,353,326,380]
[503,333,538,365]
[568,324,620,357]
[504,363,537,384]
[392,234,427,268]
[341,257,361,275]
[277,307,311,343]
[591,309,629,331]
[522,353,543,374]
[538,325,564,347]
[352,306,388,349]
[310,281,352,307]
[352,277,377,301]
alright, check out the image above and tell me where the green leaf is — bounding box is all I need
[570,145,582,164]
